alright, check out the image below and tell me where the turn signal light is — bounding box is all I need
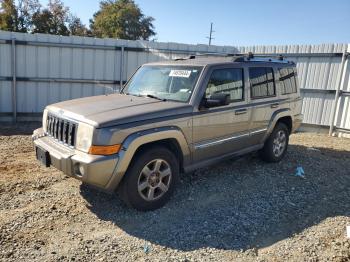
[88,144,121,155]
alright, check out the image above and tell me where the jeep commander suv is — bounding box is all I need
[33,53,303,211]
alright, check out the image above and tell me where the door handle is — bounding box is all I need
[235,109,247,115]
[270,103,279,108]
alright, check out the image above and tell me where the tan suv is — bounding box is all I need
[33,53,303,211]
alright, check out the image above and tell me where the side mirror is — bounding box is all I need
[204,93,230,108]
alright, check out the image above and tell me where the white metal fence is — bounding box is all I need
[0,31,349,135]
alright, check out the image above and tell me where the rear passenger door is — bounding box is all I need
[248,67,278,144]
[192,66,251,162]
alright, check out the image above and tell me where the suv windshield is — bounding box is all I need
[122,65,203,102]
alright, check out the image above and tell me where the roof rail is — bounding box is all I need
[173,53,246,63]
[194,52,240,57]
[173,52,293,64]
[173,52,238,61]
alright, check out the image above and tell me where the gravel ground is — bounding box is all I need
[0,123,349,262]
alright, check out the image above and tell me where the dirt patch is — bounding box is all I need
[0,124,349,261]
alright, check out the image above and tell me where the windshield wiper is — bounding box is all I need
[146,94,167,101]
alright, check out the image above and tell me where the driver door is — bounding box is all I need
[192,66,251,163]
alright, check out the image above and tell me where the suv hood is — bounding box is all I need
[47,94,193,128]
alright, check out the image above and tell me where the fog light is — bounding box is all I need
[79,164,85,176]
[74,163,85,177]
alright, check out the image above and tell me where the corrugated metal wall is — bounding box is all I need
[0,31,237,116]
[0,31,349,134]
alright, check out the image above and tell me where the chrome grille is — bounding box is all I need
[46,114,77,147]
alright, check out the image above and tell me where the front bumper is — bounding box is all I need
[32,128,119,192]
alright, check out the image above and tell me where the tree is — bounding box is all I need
[31,8,54,34]
[32,0,69,35]
[46,0,69,35]
[0,0,41,32]
[0,0,18,31]
[17,0,40,32]
[90,0,156,40]
[31,0,89,36]
[68,15,89,36]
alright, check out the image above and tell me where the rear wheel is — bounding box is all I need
[119,146,179,211]
[260,122,289,162]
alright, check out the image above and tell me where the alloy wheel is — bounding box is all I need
[137,159,172,201]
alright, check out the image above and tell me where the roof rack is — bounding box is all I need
[173,52,241,61]
[245,52,285,60]
[237,52,291,63]
[174,52,293,64]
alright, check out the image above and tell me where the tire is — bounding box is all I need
[118,146,179,211]
[260,122,289,163]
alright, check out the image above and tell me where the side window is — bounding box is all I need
[279,67,297,94]
[205,68,244,102]
[249,67,275,99]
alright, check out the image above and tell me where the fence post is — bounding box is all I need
[119,46,125,91]
[11,38,17,123]
[329,51,349,136]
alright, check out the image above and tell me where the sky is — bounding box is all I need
[40,0,350,46]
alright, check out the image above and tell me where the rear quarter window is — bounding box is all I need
[279,67,298,94]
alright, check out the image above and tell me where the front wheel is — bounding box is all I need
[118,146,179,211]
[260,123,289,162]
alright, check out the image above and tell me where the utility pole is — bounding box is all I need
[206,22,214,46]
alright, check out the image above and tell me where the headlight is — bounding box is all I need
[42,109,48,132]
[75,122,94,152]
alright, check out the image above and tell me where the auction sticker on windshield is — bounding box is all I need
[169,70,191,78]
